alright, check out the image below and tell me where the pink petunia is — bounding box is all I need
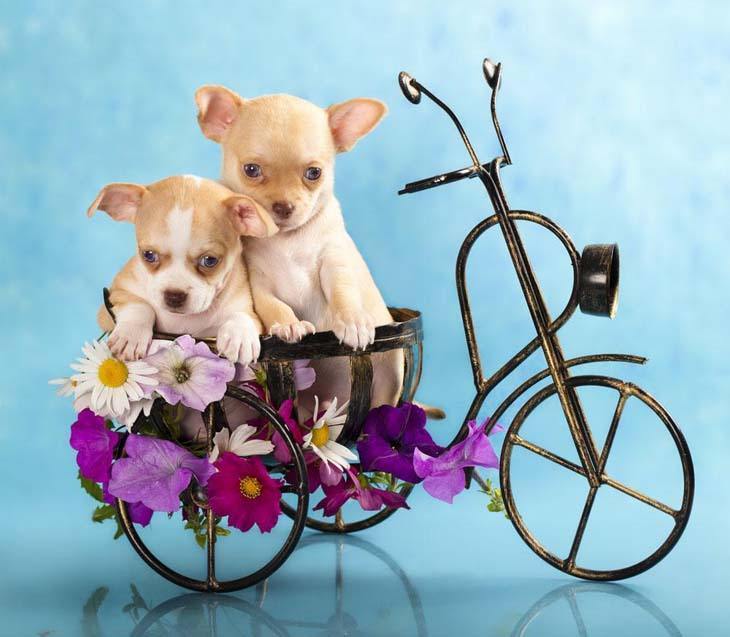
[313,469,409,517]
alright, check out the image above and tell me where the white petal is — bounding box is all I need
[310,444,329,465]
[320,446,349,469]
[326,441,358,462]
[229,424,256,449]
[237,440,275,457]
[329,423,344,440]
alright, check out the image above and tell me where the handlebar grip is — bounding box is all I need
[398,72,421,104]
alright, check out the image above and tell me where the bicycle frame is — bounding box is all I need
[398,60,629,488]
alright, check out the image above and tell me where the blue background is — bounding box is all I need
[2,1,728,635]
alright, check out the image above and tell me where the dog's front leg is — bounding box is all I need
[216,310,262,366]
[106,298,156,361]
[250,267,315,344]
[320,252,375,350]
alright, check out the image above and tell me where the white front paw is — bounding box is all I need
[269,320,316,343]
[217,318,261,366]
[108,322,153,360]
[332,311,375,350]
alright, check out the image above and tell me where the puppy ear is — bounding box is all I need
[327,98,388,152]
[195,85,244,142]
[86,183,147,222]
[224,195,278,238]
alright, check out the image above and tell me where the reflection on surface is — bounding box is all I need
[77,537,682,637]
[511,582,682,637]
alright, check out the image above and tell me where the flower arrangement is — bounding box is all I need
[53,334,504,546]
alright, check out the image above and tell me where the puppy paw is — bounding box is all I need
[217,318,261,366]
[108,322,153,361]
[269,320,316,343]
[332,311,375,350]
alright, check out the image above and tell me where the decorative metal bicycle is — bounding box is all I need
[112,58,693,591]
[396,58,694,580]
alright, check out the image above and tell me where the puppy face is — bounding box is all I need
[87,175,276,314]
[195,86,387,232]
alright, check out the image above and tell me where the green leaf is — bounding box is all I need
[195,533,207,549]
[78,472,105,503]
[215,526,231,537]
[92,504,117,523]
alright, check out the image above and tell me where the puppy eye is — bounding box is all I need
[199,255,219,268]
[304,166,322,181]
[141,250,158,264]
[243,163,262,178]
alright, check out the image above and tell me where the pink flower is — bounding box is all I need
[313,469,409,517]
[413,419,502,503]
[207,453,283,533]
[293,359,315,391]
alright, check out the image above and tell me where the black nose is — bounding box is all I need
[272,201,295,218]
[164,289,188,309]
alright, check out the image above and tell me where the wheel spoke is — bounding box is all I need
[566,589,589,637]
[601,475,678,517]
[512,435,587,477]
[597,391,628,474]
[280,484,301,495]
[565,486,598,570]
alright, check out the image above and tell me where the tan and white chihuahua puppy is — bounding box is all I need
[90,175,277,365]
[194,87,403,410]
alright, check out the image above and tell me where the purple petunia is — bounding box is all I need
[413,418,502,503]
[108,435,215,512]
[70,409,120,483]
[102,482,153,526]
[357,403,442,483]
[144,335,235,411]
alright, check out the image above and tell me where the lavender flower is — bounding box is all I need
[144,335,235,411]
[413,419,502,503]
[108,435,215,512]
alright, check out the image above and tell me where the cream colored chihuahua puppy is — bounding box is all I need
[194,86,403,408]
[90,175,276,365]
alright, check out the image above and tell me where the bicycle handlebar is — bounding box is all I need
[397,57,511,196]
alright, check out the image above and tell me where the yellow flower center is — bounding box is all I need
[239,476,262,499]
[97,358,129,388]
[311,425,330,448]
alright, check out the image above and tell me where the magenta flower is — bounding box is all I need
[270,400,304,464]
[144,335,235,411]
[357,403,442,483]
[413,419,502,503]
[69,409,120,483]
[108,435,215,512]
[289,452,344,494]
[207,453,283,533]
[313,469,409,517]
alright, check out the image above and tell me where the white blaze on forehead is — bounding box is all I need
[166,206,194,258]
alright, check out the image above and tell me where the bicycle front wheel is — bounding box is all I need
[500,375,693,580]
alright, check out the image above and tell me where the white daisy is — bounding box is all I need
[302,396,357,470]
[210,424,275,462]
[49,376,78,397]
[118,396,156,431]
[69,340,158,418]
